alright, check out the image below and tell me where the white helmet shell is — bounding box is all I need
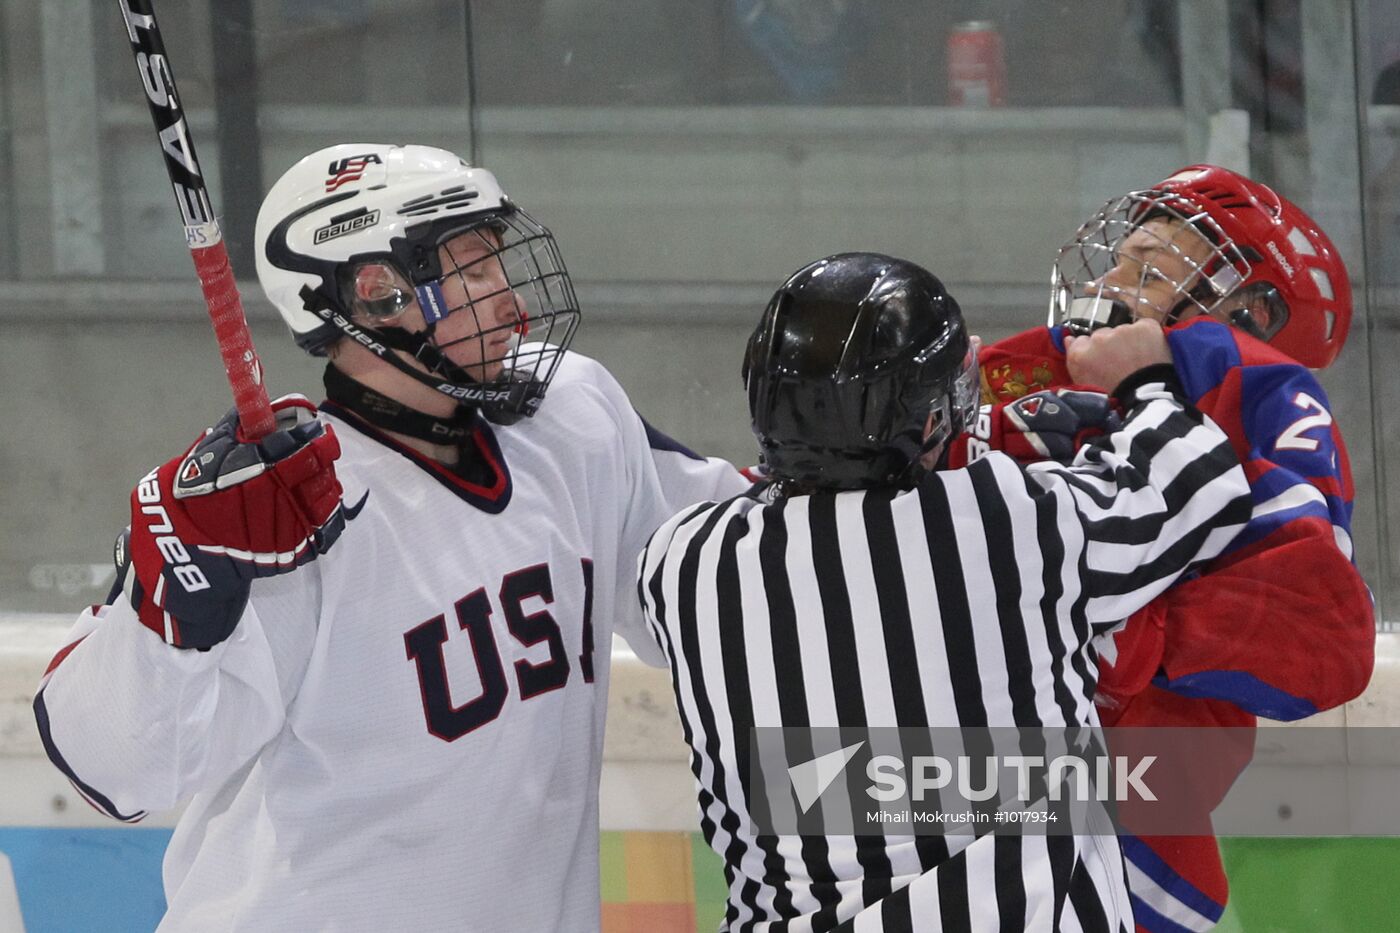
[255,143,511,354]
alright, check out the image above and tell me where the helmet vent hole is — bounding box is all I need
[1288,227,1318,257]
[329,206,371,225]
[1311,268,1335,302]
[1323,309,1336,339]
[397,191,482,218]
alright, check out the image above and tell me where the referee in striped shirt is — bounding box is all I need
[637,253,1252,933]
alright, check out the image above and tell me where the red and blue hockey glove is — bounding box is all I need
[116,395,350,650]
[947,387,1123,468]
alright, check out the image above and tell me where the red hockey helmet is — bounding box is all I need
[1051,164,1351,368]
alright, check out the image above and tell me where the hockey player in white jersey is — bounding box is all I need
[33,143,747,932]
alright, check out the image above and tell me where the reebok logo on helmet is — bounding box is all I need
[1266,240,1296,279]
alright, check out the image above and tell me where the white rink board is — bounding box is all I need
[2,617,1398,831]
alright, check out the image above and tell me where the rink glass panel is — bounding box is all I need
[0,4,1391,612]
[0,2,1396,930]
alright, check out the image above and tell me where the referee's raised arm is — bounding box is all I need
[1007,319,1253,628]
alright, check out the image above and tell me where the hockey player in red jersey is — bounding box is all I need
[32,144,748,932]
[950,164,1375,932]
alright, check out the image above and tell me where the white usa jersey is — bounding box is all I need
[34,350,748,933]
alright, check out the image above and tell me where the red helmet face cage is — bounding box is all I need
[1050,165,1351,369]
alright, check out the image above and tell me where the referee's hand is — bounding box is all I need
[1063,318,1173,390]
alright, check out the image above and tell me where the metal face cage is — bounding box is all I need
[1049,190,1253,335]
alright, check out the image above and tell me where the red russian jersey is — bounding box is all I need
[971,319,1374,933]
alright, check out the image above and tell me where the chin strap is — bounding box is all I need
[893,433,952,489]
[1165,273,1233,327]
[353,325,536,424]
[300,285,488,403]
[300,287,541,424]
[323,364,479,444]
[1164,288,1270,341]
[371,323,479,385]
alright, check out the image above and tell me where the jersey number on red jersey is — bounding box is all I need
[1275,391,1333,453]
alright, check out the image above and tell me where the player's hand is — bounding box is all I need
[1004,389,1121,463]
[946,388,1122,468]
[1063,318,1173,393]
[119,394,351,650]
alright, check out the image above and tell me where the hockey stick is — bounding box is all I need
[118,0,276,439]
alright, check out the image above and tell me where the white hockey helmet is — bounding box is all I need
[255,143,579,419]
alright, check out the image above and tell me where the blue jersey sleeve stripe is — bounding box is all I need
[33,687,147,823]
[1248,466,1327,500]
[1130,896,1218,933]
[1121,836,1226,922]
[1231,504,1336,553]
[1152,670,1320,721]
[1246,468,1351,531]
[640,415,706,462]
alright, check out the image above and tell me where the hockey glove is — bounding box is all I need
[118,395,349,650]
[946,388,1122,468]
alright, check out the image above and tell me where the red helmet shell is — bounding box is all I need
[1151,164,1351,368]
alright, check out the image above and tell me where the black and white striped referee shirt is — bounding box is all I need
[637,376,1252,933]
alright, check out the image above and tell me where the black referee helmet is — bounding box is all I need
[743,252,978,490]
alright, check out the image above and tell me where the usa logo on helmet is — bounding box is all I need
[325,154,383,192]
